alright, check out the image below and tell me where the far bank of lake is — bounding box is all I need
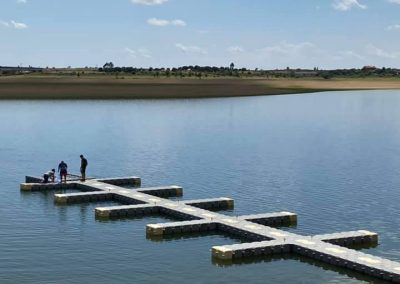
[1,76,400,99]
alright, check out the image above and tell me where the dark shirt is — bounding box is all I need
[81,158,88,169]
[58,162,67,172]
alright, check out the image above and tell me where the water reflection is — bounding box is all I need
[212,254,387,284]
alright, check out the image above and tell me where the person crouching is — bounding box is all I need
[43,169,56,183]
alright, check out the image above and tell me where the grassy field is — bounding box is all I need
[1,75,400,99]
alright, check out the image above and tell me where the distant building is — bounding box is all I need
[0,66,43,74]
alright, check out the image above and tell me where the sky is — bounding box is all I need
[1,0,400,69]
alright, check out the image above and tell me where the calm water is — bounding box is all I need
[1,91,400,283]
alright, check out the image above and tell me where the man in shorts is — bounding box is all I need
[58,160,68,183]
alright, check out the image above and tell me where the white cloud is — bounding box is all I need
[137,48,152,58]
[259,41,316,56]
[332,0,367,11]
[171,19,186,27]
[125,47,136,57]
[0,21,10,27]
[125,47,152,59]
[366,44,400,59]
[131,0,167,5]
[342,50,365,60]
[386,24,400,31]
[147,18,186,27]
[175,43,207,54]
[388,0,400,4]
[333,50,366,61]
[228,46,245,53]
[0,20,28,29]
[250,41,326,68]
[147,18,169,26]
[17,0,27,4]
[11,20,28,29]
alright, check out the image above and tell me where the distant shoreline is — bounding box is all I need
[1,76,400,99]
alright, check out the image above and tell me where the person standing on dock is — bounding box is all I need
[58,161,68,183]
[80,155,88,181]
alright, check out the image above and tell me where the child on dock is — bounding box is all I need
[43,169,56,183]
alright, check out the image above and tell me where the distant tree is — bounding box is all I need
[103,62,114,69]
[230,62,235,70]
[320,72,332,79]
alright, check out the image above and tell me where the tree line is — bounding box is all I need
[98,63,400,79]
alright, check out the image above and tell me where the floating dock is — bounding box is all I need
[21,175,400,283]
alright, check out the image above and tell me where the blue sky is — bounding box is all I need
[1,0,400,69]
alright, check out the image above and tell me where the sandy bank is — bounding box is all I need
[0,77,400,99]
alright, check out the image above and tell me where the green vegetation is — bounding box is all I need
[98,64,400,79]
[1,64,399,80]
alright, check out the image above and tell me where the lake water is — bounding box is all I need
[1,91,400,283]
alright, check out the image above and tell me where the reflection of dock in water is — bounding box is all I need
[21,175,400,283]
